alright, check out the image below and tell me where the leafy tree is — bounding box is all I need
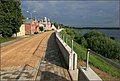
[53,22,59,29]
[39,27,44,31]
[0,0,23,37]
[84,30,106,39]
[65,28,76,39]
[85,30,120,60]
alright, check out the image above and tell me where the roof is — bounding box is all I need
[23,18,34,24]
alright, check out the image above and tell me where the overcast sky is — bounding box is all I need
[21,1,119,27]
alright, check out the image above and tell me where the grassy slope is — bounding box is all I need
[60,31,120,79]
[0,37,16,43]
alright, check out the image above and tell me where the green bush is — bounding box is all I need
[74,36,88,48]
[2,28,13,37]
[84,30,120,60]
[84,30,106,39]
[39,27,44,31]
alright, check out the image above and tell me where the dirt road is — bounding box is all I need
[0,31,72,81]
[1,31,53,70]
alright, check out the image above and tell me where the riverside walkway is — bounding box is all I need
[0,31,72,81]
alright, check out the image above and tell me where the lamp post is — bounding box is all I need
[27,10,37,19]
[26,10,32,34]
[26,10,37,35]
[27,10,32,19]
[33,11,37,20]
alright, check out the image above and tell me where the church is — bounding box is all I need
[39,17,56,31]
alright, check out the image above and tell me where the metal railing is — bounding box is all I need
[59,32,90,70]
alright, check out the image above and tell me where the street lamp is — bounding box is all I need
[27,10,32,19]
[26,10,37,20]
[26,10,37,35]
[26,17,29,20]
[33,11,37,20]
[26,10,32,34]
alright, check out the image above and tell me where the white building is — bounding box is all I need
[17,24,25,36]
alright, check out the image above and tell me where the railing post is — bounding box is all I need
[71,40,73,53]
[86,49,90,70]
[62,34,63,39]
[63,35,64,41]
[66,37,67,45]
[60,33,62,39]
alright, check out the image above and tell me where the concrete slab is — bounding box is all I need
[80,67,102,81]
[69,69,79,81]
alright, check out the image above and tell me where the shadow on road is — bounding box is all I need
[44,32,68,69]
[40,71,70,81]
[38,32,71,81]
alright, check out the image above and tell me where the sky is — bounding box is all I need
[21,1,119,27]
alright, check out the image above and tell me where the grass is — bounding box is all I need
[0,37,16,43]
[60,32,120,78]
[112,59,120,64]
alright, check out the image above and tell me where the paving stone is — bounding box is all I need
[9,75,18,79]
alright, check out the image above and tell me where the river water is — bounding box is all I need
[75,29,120,41]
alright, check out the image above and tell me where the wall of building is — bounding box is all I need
[25,20,39,35]
[17,24,25,36]
[25,24,31,35]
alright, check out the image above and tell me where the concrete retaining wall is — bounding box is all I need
[56,32,77,70]
[55,32,78,80]
[55,30,102,81]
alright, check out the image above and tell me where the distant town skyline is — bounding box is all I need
[21,1,119,27]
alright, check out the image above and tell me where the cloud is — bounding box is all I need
[21,1,119,27]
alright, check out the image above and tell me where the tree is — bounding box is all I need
[39,27,44,31]
[0,0,23,37]
[84,30,120,60]
[84,30,106,39]
[53,22,59,29]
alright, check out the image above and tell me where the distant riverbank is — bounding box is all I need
[71,27,120,29]
[73,28,120,41]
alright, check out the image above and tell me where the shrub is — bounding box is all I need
[84,30,105,39]
[39,27,44,31]
[2,28,13,37]
[84,30,120,60]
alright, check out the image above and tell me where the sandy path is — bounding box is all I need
[1,31,53,70]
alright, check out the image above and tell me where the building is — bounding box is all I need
[17,24,25,36]
[24,19,39,34]
[39,17,53,31]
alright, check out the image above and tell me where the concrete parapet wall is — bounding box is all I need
[56,32,77,70]
[55,32,78,81]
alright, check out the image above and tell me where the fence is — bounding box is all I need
[58,31,102,81]
[59,32,87,61]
